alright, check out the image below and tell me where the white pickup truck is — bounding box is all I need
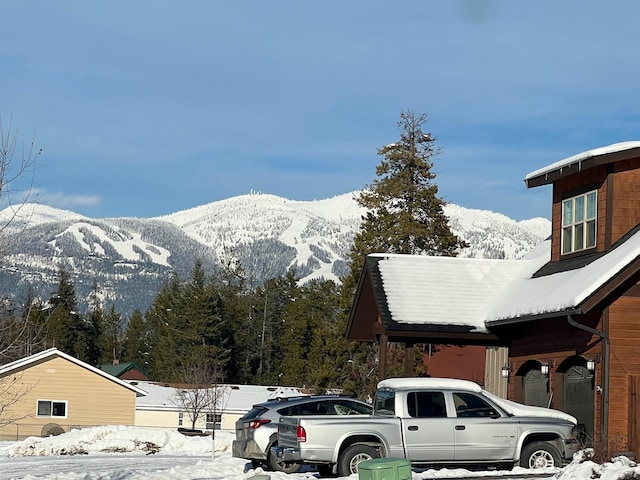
[274,377,581,476]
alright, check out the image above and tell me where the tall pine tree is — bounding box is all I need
[344,109,468,388]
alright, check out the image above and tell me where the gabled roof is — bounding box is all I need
[98,361,149,379]
[525,141,640,188]
[132,381,305,413]
[0,348,148,397]
[349,228,640,338]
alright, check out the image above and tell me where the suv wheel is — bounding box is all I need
[520,441,562,468]
[267,444,302,473]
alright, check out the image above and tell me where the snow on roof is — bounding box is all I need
[374,253,531,332]
[132,381,306,413]
[485,230,640,322]
[525,141,640,183]
[371,226,640,328]
[378,377,482,392]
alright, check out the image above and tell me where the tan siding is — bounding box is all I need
[0,356,137,440]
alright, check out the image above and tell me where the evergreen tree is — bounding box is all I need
[97,304,124,364]
[343,109,468,387]
[45,268,95,361]
[349,109,467,276]
[122,309,149,369]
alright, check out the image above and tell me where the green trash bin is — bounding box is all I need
[358,457,411,480]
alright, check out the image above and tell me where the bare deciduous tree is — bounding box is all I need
[0,117,42,244]
[171,359,228,432]
[0,118,43,430]
[0,371,35,429]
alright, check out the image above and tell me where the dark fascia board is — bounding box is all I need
[489,237,640,327]
[525,147,640,188]
[486,308,583,328]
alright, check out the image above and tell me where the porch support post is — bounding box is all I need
[379,334,388,379]
[404,342,414,377]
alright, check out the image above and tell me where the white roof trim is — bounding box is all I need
[0,348,147,397]
[525,141,640,182]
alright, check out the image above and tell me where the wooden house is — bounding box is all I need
[98,360,151,381]
[348,142,640,458]
[0,348,147,440]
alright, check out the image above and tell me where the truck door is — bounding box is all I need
[403,391,455,462]
[451,392,517,462]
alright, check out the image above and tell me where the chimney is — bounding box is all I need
[112,359,120,365]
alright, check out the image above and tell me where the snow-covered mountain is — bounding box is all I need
[0,192,550,315]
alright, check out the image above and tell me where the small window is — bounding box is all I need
[37,400,67,418]
[206,413,221,430]
[453,392,499,418]
[562,190,597,254]
[407,391,447,418]
[178,412,184,427]
[374,389,396,415]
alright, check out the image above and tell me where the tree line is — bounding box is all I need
[0,110,466,401]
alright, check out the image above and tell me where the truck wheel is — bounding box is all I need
[520,441,562,468]
[338,444,380,476]
[267,445,302,473]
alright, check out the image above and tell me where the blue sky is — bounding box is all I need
[2,1,639,221]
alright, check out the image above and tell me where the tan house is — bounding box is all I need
[0,348,147,441]
[131,380,304,432]
[348,141,640,459]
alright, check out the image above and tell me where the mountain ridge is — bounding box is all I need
[0,192,551,315]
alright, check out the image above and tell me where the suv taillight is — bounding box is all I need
[249,419,271,429]
[296,425,307,442]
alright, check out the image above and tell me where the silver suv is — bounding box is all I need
[232,394,372,473]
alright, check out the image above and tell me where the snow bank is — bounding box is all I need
[3,425,232,457]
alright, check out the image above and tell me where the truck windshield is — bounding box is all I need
[374,389,395,415]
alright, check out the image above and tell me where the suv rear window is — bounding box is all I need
[277,401,328,416]
[240,406,269,420]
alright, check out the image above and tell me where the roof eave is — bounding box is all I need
[525,147,640,188]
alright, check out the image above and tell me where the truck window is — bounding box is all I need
[407,391,447,418]
[374,389,395,415]
[453,392,500,418]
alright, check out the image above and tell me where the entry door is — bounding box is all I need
[403,391,455,462]
[523,369,549,407]
[563,365,594,437]
[452,392,517,462]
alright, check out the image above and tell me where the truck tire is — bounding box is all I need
[338,444,380,476]
[520,441,562,468]
[267,444,303,473]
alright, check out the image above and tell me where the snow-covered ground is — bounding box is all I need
[0,426,638,480]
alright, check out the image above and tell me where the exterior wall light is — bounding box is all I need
[540,363,549,376]
[586,359,596,371]
[501,364,512,378]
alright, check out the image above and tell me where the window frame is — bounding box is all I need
[206,412,222,430]
[561,189,597,255]
[36,399,68,419]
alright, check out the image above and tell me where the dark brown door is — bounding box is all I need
[523,369,549,407]
[563,365,594,438]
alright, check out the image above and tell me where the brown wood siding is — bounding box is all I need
[551,165,608,262]
[630,376,640,459]
[505,313,604,437]
[610,162,640,244]
[549,156,640,262]
[607,295,640,444]
[0,356,137,440]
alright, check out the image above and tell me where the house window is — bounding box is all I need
[178,412,184,427]
[562,190,597,254]
[206,413,221,430]
[37,400,67,418]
